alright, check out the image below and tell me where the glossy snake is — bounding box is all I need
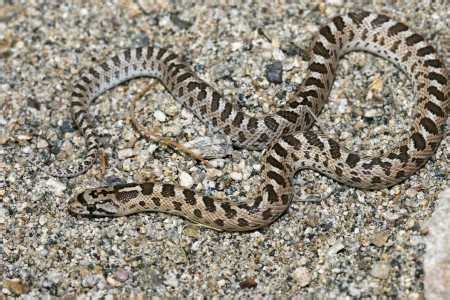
[46,11,448,231]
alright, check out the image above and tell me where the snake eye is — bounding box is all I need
[87,205,96,213]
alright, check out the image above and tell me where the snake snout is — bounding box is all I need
[68,198,86,216]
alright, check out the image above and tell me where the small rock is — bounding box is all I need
[46,271,62,285]
[191,240,202,251]
[292,267,312,287]
[230,171,243,181]
[424,188,450,299]
[22,146,32,154]
[265,61,283,84]
[183,225,200,238]
[154,110,167,122]
[0,207,7,224]
[239,277,257,289]
[183,135,232,159]
[363,108,383,118]
[326,0,344,5]
[114,268,129,282]
[45,178,66,196]
[370,262,391,279]
[272,48,285,61]
[383,211,401,221]
[206,168,223,179]
[118,148,135,159]
[231,41,243,51]
[370,232,389,247]
[16,134,32,141]
[3,279,29,295]
[37,139,49,149]
[81,274,104,288]
[38,215,47,226]
[217,279,226,288]
[164,273,179,287]
[0,131,9,144]
[170,13,192,29]
[106,276,122,287]
[179,171,194,188]
[327,241,345,256]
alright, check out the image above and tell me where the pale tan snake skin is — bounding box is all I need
[46,11,448,231]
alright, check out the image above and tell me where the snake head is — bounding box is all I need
[68,188,121,217]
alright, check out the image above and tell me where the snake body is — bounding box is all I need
[49,11,448,231]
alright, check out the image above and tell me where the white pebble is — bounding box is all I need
[21,146,32,154]
[231,41,243,51]
[37,139,49,149]
[154,110,167,122]
[230,172,243,181]
[45,178,66,196]
[217,279,227,288]
[118,148,134,159]
[292,267,312,287]
[164,273,179,287]
[326,0,344,5]
[179,171,194,188]
[370,262,390,279]
[206,168,223,178]
[38,215,47,226]
[272,48,285,61]
[327,241,345,257]
[114,268,129,282]
[0,207,7,225]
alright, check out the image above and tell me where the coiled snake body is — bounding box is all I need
[48,11,448,231]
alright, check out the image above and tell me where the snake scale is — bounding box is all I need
[46,11,448,231]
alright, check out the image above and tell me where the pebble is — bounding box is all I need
[114,268,129,282]
[81,274,104,288]
[292,267,312,287]
[230,171,243,181]
[383,211,401,221]
[22,145,32,154]
[46,271,62,285]
[106,276,122,287]
[118,148,135,159]
[36,139,49,149]
[44,178,66,196]
[0,131,8,144]
[0,207,7,224]
[16,134,32,141]
[326,0,344,5]
[179,171,194,188]
[170,13,192,29]
[327,241,345,257]
[206,168,223,179]
[38,215,47,226]
[239,277,257,289]
[424,188,450,299]
[231,41,243,51]
[370,262,391,279]
[164,273,179,288]
[3,279,29,295]
[183,225,201,238]
[370,232,389,247]
[364,108,383,118]
[272,48,285,61]
[217,279,227,288]
[265,61,283,84]
[154,110,167,122]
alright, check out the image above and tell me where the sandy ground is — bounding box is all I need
[1,0,448,298]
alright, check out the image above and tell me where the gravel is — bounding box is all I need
[1,1,448,298]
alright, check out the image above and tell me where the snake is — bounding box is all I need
[46,11,448,231]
